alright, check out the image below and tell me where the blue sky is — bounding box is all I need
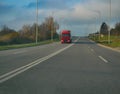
[0,0,120,36]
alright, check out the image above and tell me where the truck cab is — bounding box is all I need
[61,30,72,43]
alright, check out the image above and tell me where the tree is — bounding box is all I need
[100,22,109,35]
[0,25,16,36]
[19,25,31,38]
[39,23,48,40]
[19,25,34,43]
[0,16,60,45]
[115,22,120,35]
[44,16,59,39]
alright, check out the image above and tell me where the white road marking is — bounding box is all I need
[0,43,74,83]
[88,46,90,49]
[98,56,108,63]
[13,51,26,54]
[89,40,95,43]
[91,49,94,52]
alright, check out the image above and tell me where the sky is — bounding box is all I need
[0,0,120,36]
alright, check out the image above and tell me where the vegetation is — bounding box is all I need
[0,16,59,47]
[89,22,120,48]
[0,39,59,51]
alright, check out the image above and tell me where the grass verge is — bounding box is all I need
[89,35,120,48]
[0,39,59,51]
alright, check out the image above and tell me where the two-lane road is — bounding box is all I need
[0,37,120,94]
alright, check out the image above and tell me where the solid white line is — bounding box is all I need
[98,56,108,63]
[13,51,26,54]
[0,43,74,83]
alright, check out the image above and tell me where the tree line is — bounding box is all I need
[89,22,120,37]
[0,16,59,45]
[100,22,120,36]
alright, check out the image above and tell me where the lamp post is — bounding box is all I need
[92,10,101,41]
[51,12,55,42]
[95,10,101,41]
[94,17,97,41]
[108,0,111,44]
[36,0,38,44]
[98,11,101,41]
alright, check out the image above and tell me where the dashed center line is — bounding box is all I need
[88,47,109,63]
[99,56,108,63]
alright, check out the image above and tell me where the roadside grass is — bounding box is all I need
[0,39,60,51]
[90,35,120,48]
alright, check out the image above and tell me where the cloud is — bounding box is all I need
[0,3,14,14]
[0,3,17,27]
[0,0,120,36]
[26,0,69,10]
[25,0,86,9]
[56,0,120,28]
[52,0,120,35]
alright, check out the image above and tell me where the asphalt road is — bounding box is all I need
[0,37,120,94]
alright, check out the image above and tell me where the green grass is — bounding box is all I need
[90,35,120,48]
[0,39,60,51]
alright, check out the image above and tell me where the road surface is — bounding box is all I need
[0,37,120,94]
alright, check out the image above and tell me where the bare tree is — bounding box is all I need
[115,22,120,35]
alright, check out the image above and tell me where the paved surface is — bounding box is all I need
[0,37,120,94]
[97,43,120,53]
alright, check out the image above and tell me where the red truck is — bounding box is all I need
[61,30,72,43]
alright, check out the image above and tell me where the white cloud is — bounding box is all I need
[0,0,120,36]
[53,0,120,36]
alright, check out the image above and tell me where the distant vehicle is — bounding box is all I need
[61,30,72,43]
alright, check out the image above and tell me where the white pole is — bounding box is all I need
[36,0,38,44]
[108,0,111,44]
[98,11,101,41]
[51,12,54,42]
[93,10,101,41]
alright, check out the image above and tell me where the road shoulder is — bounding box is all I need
[97,43,120,53]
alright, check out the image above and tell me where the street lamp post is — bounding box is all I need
[93,17,97,41]
[36,0,38,44]
[93,10,101,41]
[108,0,111,44]
[98,11,101,41]
[51,12,54,42]
[96,11,101,41]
